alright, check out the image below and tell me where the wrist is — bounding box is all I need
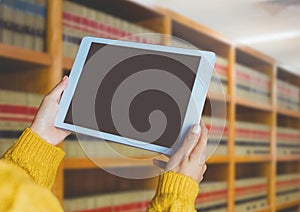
[29,125,54,146]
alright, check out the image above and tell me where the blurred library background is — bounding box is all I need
[0,0,300,211]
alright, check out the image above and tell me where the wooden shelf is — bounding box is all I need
[236,45,275,68]
[277,108,300,119]
[235,156,272,163]
[0,43,52,70]
[277,156,300,162]
[207,155,229,164]
[63,157,154,169]
[235,97,273,112]
[276,199,300,210]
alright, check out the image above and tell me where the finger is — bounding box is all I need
[189,121,208,163]
[153,159,167,170]
[48,76,69,102]
[175,124,201,158]
[166,125,201,171]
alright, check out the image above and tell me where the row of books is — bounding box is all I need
[64,135,157,159]
[236,63,271,105]
[195,181,227,212]
[0,0,46,51]
[64,180,229,212]
[277,79,300,112]
[235,121,270,156]
[277,127,300,156]
[276,173,300,205]
[63,0,162,59]
[0,89,42,155]
[64,190,155,212]
[2,88,300,159]
[235,177,268,212]
[64,115,229,159]
[202,116,228,156]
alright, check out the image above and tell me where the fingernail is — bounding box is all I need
[63,75,68,81]
[192,124,200,134]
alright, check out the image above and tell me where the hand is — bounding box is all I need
[30,76,71,146]
[153,121,208,183]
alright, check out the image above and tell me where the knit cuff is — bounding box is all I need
[156,171,199,201]
[3,128,65,189]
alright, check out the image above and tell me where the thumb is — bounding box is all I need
[49,76,69,102]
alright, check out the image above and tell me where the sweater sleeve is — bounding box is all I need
[2,128,65,189]
[147,171,199,212]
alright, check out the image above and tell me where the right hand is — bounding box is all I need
[30,76,71,146]
[153,121,208,183]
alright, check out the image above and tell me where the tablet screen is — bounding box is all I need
[64,42,201,148]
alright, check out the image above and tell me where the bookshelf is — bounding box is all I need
[0,0,300,211]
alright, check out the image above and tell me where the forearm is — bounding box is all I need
[2,128,65,189]
[147,171,199,212]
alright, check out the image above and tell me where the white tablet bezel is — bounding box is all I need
[55,36,215,156]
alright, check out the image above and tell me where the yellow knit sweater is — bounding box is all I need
[0,128,199,211]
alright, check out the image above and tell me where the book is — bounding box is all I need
[33,0,46,52]
[0,0,15,45]
[23,0,36,50]
[12,0,26,48]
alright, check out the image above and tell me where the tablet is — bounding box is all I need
[55,36,215,156]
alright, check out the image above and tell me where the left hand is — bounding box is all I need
[30,76,71,145]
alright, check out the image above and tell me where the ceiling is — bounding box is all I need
[131,0,300,75]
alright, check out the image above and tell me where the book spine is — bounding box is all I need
[33,0,46,52]
[23,0,36,50]
[1,0,15,45]
[13,0,28,48]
